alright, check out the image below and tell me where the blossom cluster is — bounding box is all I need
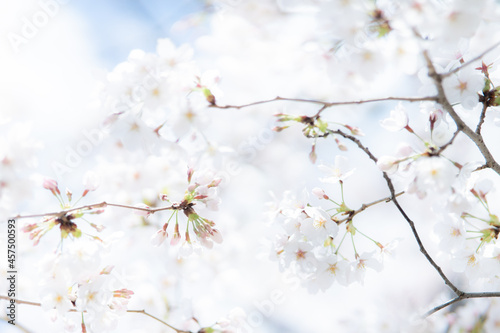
[101,38,221,145]
[23,175,103,245]
[377,99,500,287]
[150,168,223,256]
[267,157,392,292]
[38,240,133,332]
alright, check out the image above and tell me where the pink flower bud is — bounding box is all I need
[43,178,60,195]
[345,124,365,136]
[113,289,134,299]
[170,223,181,246]
[312,187,329,200]
[65,188,72,202]
[208,178,222,188]
[187,167,194,183]
[309,144,317,164]
[210,229,223,244]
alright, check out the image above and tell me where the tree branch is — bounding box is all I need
[128,310,191,333]
[12,202,176,220]
[476,101,489,135]
[339,191,404,223]
[0,295,191,333]
[441,41,500,78]
[425,291,500,317]
[329,130,465,300]
[436,128,461,155]
[210,95,437,112]
[423,50,500,175]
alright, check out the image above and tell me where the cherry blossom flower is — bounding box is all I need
[443,67,484,110]
[282,238,317,274]
[300,206,339,243]
[450,246,485,284]
[151,223,168,246]
[82,171,100,197]
[75,275,113,314]
[40,277,73,316]
[376,155,399,174]
[433,215,466,253]
[318,155,355,183]
[350,252,383,284]
[408,157,458,197]
[379,102,409,132]
[471,178,493,201]
[310,255,349,291]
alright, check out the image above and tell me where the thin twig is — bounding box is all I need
[0,296,41,307]
[210,95,437,112]
[0,295,191,333]
[383,176,464,297]
[328,129,379,163]
[128,310,191,333]
[436,128,461,155]
[210,96,325,109]
[424,296,462,317]
[339,191,404,223]
[12,202,176,220]
[12,202,108,219]
[425,291,500,317]
[442,41,500,78]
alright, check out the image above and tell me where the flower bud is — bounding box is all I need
[43,177,60,195]
[312,187,329,200]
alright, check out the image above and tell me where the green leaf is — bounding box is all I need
[316,118,328,133]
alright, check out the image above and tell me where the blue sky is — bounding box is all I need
[68,0,205,68]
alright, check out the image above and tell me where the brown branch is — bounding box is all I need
[210,96,326,109]
[0,296,191,333]
[0,296,41,307]
[436,128,461,155]
[442,41,500,78]
[330,125,500,316]
[423,50,500,175]
[12,202,176,220]
[425,291,500,317]
[329,130,464,300]
[383,174,464,297]
[210,95,437,112]
[128,310,191,333]
[424,296,462,317]
[339,191,404,223]
[328,129,380,163]
[476,101,489,134]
